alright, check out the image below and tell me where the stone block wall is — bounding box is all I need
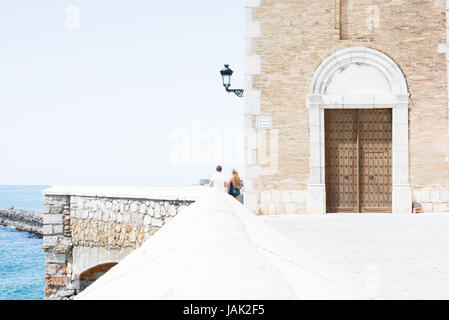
[413,190,449,213]
[244,0,449,214]
[42,187,196,300]
[69,196,190,249]
[43,195,74,299]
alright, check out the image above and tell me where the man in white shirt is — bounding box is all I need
[209,165,227,192]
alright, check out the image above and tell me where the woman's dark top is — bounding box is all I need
[228,181,240,198]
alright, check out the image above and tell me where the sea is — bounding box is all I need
[0,185,49,300]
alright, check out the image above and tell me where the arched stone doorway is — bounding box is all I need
[77,263,118,292]
[306,47,411,214]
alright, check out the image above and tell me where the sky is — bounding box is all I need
[0,1,244,186]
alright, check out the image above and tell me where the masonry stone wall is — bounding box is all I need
[69,196,190,249]
[42,190,194,300]
[244,0,449,214]
[43,195,73,299]
[413,190,449,213]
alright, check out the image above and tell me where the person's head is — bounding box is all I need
[216,165,222,173]
[231,169,241,188]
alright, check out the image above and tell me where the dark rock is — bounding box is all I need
[0,208,43,237]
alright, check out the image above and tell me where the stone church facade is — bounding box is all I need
[243,0,449,214]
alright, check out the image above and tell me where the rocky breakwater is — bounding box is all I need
[0,208,43,236]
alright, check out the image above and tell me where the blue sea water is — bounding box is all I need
[0,185,49,300]
[0,226,46,300]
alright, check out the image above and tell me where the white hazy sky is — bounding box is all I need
[0,1,244,186]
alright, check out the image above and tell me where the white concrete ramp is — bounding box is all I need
[76,189,378,300]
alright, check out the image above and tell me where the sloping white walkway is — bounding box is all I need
[76,190,377,300]
[265,213,449,300]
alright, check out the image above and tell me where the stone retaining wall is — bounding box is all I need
[245,190,307,215]
[69,196,190,249]
[42,186,201,300]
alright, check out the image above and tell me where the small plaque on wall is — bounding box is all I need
[256,117,272,130]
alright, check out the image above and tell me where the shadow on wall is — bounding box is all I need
[77,263,118,292]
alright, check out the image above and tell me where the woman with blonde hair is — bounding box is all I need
[227,169,241,200]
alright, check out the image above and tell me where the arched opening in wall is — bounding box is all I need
[323,61,394,212]
[78,263,118,293]
[306,47,411,214]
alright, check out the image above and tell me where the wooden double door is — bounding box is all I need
[325,109,392,213]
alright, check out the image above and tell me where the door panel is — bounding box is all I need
[325,110,358,213]
[359,109,392,212]
[325,109,392,213]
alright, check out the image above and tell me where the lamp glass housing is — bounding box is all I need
[220,64,233,88]
[222,74,231,88]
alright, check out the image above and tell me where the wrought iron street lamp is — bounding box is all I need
[220,64,244,98]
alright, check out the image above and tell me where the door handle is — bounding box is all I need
[369,175,374,180]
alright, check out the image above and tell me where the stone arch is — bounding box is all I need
[77,263,118,292]
[309,47,408,96]
[71,244,136,294]
[306,47,411,214]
